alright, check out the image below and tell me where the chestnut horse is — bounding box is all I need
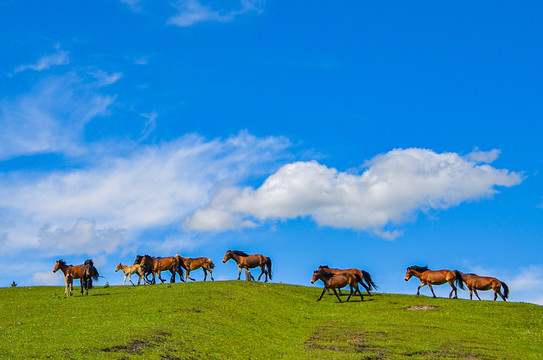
[53,259,99,297]
[457,272,509,301]
[115,263,145,286]
[222,250,272,282]
[311,269,364,302]
[318,265,378,296]
[139,255,182,284]
[175,255,215,281]
[404,266,464,299]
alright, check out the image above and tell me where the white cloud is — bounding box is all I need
[38,219,125,256]
[0,132,289,255]
[183,148,523,238]
[0,72,114,160]
[32,271,62,286]
[139,111,158,141]
[168,0,263,27]
[13,49,69,74]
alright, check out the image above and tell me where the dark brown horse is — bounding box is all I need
[404,265,464,299]
[311,269,364,302]
[81,259,100,296]
[53,259,99,297]
[175,255,215,281]
[222,250,272,282]
[138,255,182,284]
[318,265,377,296]
[457,272,509,301]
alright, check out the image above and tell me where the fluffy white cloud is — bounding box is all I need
[183,148,523,238]
[168,0,263,27]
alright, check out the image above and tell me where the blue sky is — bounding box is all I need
[1,1,542,304]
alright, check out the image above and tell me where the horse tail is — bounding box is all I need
[208,259,215,269]
[454,270,465,290]
[501,281,509,299]
[362,270,378,290]
[92,266,100,282]
[266,257,273,280]
[354,273,364,286]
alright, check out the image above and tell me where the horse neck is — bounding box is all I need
[410,269,425,279]
[58,263,70,275]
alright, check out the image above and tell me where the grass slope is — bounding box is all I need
[0,282,541,359]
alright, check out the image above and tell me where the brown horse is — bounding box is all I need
[457,272,509,301]
[404,266,464,299]
[139,255,182,284]
[318,265,378,296]
[175,255,215,281]
[222,250,272,282]
[53,259,99,297]
[81,259,100,296]
[311,269,364,302]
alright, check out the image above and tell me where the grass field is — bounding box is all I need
[0,281,541,359]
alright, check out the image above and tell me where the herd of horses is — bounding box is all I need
[52,252,510,303]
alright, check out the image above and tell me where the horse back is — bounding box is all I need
[329,272,356,289]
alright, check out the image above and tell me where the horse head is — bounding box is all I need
[53,260,66,273]
[311,270,321,284]
[222,250,232,263]
[115,263,122,272]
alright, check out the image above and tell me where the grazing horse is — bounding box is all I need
[139,255,182,284]
[404,266,464,299]
[115,263,145,286]
[457,272,509,301]
[311,269,364,303]
[81,259,100,296]
[175,255,215,281]
[222,250,272,282]
[53,259,99,297]
[318,265,378,296]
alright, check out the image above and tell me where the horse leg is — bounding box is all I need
[157,270,166,283]
[346,287,354,302]
[427,284,437,298]
[332,289,342,303]
[448,280,458,299]
[357,286,364,301]
[360,282,371,296]
[237,267,243,280]
[317,288,327,301]
[129,274,135,286]
[80,279,84,296]
[122,274,127,286]
[207,267,214,281]
[257,265,265,281]
[417,282,426,297]
[469,288,473,300]
[203,269,207,281]
[473,289,482,300]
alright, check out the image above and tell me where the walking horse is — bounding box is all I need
[404,265,464,299]
[138,255,183,284]
[318,265,378,296]
[222,250,272,282]
[457,272,509,301]
[115,263,145,286]
[175,255,215,281]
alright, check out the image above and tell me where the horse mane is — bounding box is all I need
[317,270,335,279]
[229,250,249,257]
[319,265,330,269]
[408,265,428,272]
[56,259,68,267]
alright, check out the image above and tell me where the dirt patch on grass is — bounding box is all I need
[306,323,386,358]
[405,305,438,311]
[102,331,172,355]
[405,349,487,359]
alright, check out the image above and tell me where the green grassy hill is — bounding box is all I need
[1,281,541,359]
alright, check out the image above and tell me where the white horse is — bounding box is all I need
[115,263,145,286]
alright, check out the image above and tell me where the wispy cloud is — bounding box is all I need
[168,0,264,27]
[183,148,523,238]
[13,48,69,74]
[0,72,115,160]
[139,111,158,141]
[0,132,290,256]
